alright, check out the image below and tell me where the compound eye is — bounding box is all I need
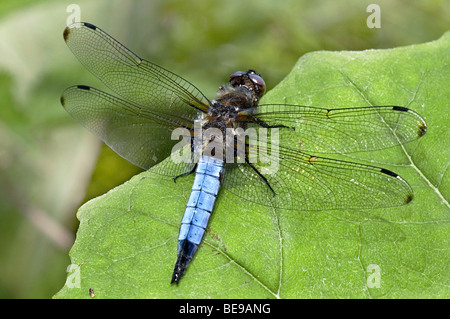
[249,73,266,97]
[229,71,246,83]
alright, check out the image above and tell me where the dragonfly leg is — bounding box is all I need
[246,158,276,196]
[252,116,294,130]
[173,164,197,183]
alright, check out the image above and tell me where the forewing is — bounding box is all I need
[63,22,210,117]
[252,104,427,154]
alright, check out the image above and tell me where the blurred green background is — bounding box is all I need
[0,0,448,298]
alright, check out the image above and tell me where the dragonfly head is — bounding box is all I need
[229,70,266,102]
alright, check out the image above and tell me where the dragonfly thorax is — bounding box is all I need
[206,100,239,130]
[213,85,256,111]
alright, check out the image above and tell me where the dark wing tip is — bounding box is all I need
[391,106,428,138]
[380,168,414,205]
[404,193,414,204]
[63,22,97,42]
[61,85,91,108]
[418,122,427,137]
[63,26,71,42]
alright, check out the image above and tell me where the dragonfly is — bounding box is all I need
[61,22,427,284]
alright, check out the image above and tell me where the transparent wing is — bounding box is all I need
[63,22,210,118]
[222,140,413,211]
[250,104,427,154]
[61,85,195,170]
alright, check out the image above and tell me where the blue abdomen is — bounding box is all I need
[171,155,224,283]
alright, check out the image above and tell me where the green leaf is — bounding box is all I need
[54,31,450,299]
